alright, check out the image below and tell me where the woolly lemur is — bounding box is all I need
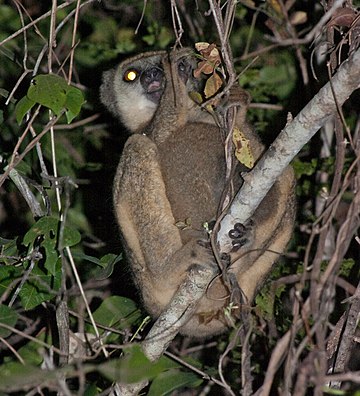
[100,48,295,337]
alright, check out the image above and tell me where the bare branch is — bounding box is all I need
[117,44,360,396]
[218,47,360,252]
[115,264,217,395]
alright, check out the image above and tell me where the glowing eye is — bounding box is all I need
[124,69,138,82]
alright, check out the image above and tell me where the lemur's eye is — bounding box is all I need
[124,69,139,82]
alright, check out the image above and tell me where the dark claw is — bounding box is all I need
[228,222,246,239]
[234,222,246,232]
[231,238,248,251]
[229,228,242,239]
[229,221,253,251]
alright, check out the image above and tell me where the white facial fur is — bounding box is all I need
[100,52,165,133]
[113,73,158,133]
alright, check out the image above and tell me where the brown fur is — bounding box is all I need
[102,49,296,338]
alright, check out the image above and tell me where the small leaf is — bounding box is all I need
[71,252,101,265]
[194,60,215,77]
[23,217,58,275]
[195,42,211,52]
[148,369,203,396]
[84,383,98,396]
[23,217,80,275]
[292,158,318,177]
[267,0,282,16]
[0,364,51,391]
[65,87,85,123]
[96,253,123,279]
[23,74,84,121]
[62,225,81,248]
[0,304,18,337]
[98,345,175,383]
[204,72,223,99]
[92,296,142,330]
[0,88,9,98]
[188,91,203,104]
[232,127,254,169]
[19,261,61,309]
[290,11,307,26]
[15,95,35,124]
[194,42,221,79]
[28,74,68,115]
[195,42,220,63]
[0,237,19,265]
[0,266,22,296]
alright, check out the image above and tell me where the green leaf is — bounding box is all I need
[0,237,19,265]
[27,74,68,115]
[23,216,80,275]
[96,253,123,279]
[339,258,355,277]
[65,87,86,123]
[23,74,84,122]
[0,304,18,337]
[255,289,275,320]
[24,217,58,274]
[99,253,122,269]
[259,62,296,100]
[15,95,35,124]
[71,252,102,266]
[142,23,172,48]
[292,158,318,178]
[12,216,79,309]
[323,387,349,395]
[62,224,82,248]
[84,383,99,396]
[0,88,9,98]
[0,364,50,391]
[19,260,61,309]
[8,332,49,365]
[92,295,142,330]
[148,369,203,396]
[0,266,22,297]
[98,345,174,384]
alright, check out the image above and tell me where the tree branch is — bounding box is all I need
[115,265,217,395]
[217,47,360,252]
[117,43,360,396]
[149,45,360,346]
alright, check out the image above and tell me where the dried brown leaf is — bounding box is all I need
[204,72,223,99]
[232,127,254,169]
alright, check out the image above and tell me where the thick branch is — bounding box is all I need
[218,47,360,252]
[141,264,217,360]
[118,46,360,396]
[115,265,216,395]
